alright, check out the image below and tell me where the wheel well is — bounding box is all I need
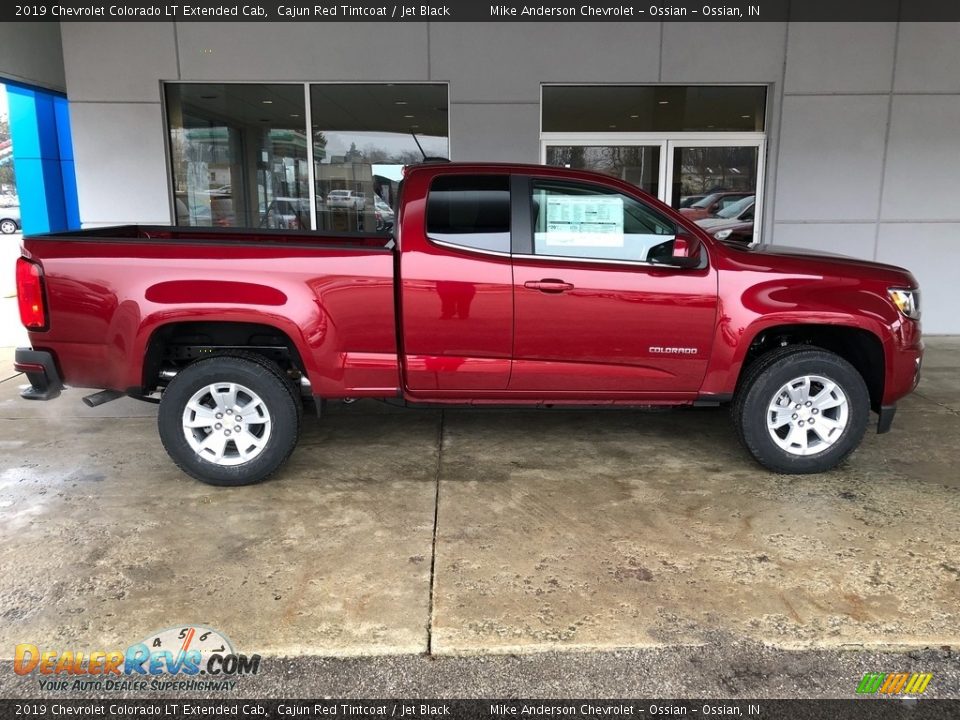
[142,321,306,392]
[740,324,884,411]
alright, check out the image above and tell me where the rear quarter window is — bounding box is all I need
[426,175,511,254]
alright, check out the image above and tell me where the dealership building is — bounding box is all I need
[1,20,958,332]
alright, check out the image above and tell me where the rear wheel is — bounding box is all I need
[158,355,301,486]
[0,219,17,234]
[733,347,870,474]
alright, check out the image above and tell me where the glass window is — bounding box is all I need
[532,181,675,263]
[311,84,448,233]
[165,83,309,229]
[427,175,510,253]
[542,85,767,133]
[544,145,660,196]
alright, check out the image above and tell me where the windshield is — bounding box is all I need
[716,195,754,219]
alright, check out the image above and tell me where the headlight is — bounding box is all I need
[714,229,733,240]
[888,288,921,320]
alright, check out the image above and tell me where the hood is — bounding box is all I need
[697,216,746,231]
[724,242,918,285]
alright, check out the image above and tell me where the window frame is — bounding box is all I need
[512,175,686,268]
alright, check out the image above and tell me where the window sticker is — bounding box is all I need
[542,195,624,247]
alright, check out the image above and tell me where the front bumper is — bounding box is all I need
[14,348,63,400]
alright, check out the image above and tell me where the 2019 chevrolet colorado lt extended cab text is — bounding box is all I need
[15,163,923,485]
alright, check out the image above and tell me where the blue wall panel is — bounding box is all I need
[6,83,80,235]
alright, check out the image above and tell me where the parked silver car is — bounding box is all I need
[0,206,21,234]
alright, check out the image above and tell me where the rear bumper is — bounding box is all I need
[13,348,63,400]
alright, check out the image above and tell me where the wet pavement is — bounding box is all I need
[0,339,957,695]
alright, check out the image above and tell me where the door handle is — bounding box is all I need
[524,279,574,293]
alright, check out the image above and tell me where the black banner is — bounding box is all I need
[1,700,960,720]
[6,0,960,22]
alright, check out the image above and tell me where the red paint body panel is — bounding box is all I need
[397,169,514,391]
[21,163,922,412]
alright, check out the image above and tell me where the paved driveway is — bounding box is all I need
[0,341,958,661]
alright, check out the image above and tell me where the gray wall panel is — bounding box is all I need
[661,22,786,82]
[771,223,878,261]
[176,22,429,81]
[876,223,958,334]
[784,22,896,94]
[894,22,960,93]
[773,95,888,221]
[60,23,177,101]
[880,95,960,221]
[0,22,65,92]
[449,103,540,163]
[69,103,171,225]
[430,23,660,103]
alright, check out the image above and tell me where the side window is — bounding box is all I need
[531,181,676,263]
[426,175,511,253]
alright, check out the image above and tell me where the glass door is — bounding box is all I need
[543,135,765,244]
[667,140,764,243]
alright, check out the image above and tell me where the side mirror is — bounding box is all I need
[669,234,702,269]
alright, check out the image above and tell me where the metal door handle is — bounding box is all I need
[524,279,574,293]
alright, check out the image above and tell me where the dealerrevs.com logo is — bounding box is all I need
[13,626,260,692]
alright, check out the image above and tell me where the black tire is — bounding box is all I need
[732,346,870,474]
[0,219,17,234]
[158,355,301,486]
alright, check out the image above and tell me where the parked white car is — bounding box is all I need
[327,190,366,210]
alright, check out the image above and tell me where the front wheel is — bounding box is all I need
[158,355,301,486]
[0,219,17,234]
[732,347,870,474]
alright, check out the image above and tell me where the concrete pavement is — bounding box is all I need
[0,339,958,696]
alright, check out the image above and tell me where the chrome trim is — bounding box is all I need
[300,376,312,390]
[427,236,512,259]
[513,252,678,269]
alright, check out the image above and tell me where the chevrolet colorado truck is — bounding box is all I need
[15,163,923,485]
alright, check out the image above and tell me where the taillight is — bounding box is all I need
[16,257,48,331]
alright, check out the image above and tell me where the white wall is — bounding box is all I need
[57,21,960,332]
[773,21,960,334]
[0,23,65,92]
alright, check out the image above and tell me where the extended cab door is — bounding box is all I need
[399,172,514,392]
[509,176,718,396]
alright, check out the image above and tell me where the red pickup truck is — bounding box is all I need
[15,162,923,486]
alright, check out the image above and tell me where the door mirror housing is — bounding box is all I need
[668,234,703,269]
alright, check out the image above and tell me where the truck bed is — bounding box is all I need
[21,224,400,397]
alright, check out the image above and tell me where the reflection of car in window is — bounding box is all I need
[374,196,395,231]
[327,190,366,210]
[262,197,310,230]
[678,194,704,208]
[679,191,752,221]
[695,195,755,243]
